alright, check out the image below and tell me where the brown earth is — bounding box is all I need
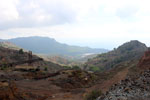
[138,49,150,70]
[0,59,140,100]
[0,46,148,100]
[6,66,128,100]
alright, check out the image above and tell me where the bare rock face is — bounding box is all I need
[138,48,150,70]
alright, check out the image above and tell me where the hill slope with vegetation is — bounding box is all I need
[85,40,148,72]
[0,46,63,72]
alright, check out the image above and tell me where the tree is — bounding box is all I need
[18,49,23,54]
[72,65,81,70]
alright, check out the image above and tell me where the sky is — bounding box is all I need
[0,0,150,49]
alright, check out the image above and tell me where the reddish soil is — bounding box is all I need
[138,49,150,70]
[83,67,129,97]
[11,67,129,100]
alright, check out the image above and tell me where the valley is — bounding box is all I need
[1,0,150,100]
[0,38,150,100]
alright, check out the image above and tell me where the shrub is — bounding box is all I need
[0,62,8,70]
[72,65,81,70]
[44,66,48,71]
[18,49,23,54]
[89,66,100,72]
[63,66,71,69]
[35,66,40,71]
[85,90,103,100]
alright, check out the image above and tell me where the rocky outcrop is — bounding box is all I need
[97,69,150,100]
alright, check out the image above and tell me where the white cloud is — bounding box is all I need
[1,0,150,49]
[0,0,19,22]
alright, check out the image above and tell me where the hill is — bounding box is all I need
[0,40,149,100]
[0,41,21,50]
[85,40,148,72]
[0,45,100,100]
[1,36,108,57]
[0,46,63,72]
[96,49,150,100]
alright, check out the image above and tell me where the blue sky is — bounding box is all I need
[0,0,150,49]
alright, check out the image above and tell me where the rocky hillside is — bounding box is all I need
[0,46,101,100]
[0,46,35,63]
[0,46,63,72]
[85,40,147,72]
[97,69,150,100]
[96,49,150,100]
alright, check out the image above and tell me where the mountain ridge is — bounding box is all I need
[0,36,108,57]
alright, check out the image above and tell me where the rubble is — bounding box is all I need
[97,69,150,100]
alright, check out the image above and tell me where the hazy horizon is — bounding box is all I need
[0,0,150,49]
[0,36,149,50]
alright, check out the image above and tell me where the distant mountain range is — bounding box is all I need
[0,36,108,57]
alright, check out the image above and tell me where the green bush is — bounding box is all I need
[63,66,71,69]
[18,49,24,54]
[0,62,8,70]
[72,65,81,70]
[1,66,6,70]
[89,66,100,72]
[85,90,102,100]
